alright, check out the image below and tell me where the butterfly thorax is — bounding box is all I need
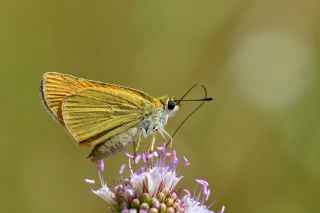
[139,95,179,137]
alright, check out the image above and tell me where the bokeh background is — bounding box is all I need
[1,0,320,212]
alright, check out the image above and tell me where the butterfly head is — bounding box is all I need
[165,97,180,118]
[158,96,179,118]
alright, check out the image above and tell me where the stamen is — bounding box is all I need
[125,153,134,159]
[134,154,141,165]
[183,156,190,166]
[98,169,105,186]
[98,160,104,172]
[85,179,95,185]
[125,152,134,173]
[205,188,211,202]
[141,152,147,164]
[195,178,210,203]
[119,164,126,175]
[183,188,191,197]
[147,152,154,160]
[169,150,178,170]
[152,151,158,157]
[157,145,165,151]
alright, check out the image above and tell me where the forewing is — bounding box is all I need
[41,72,106,123]
[40,72,156,124]
[61,87,156,147]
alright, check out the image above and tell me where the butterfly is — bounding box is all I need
[40,72,211,163]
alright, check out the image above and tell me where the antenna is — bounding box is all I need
[166,84,212,147]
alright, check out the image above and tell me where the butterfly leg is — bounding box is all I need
[158,130,166,142]
[133,131,142,162]
[162,129,173,150]
[147,135,156,153]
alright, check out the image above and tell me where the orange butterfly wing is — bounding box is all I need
[40,72,108,124]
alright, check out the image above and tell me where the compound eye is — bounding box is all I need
[167,100,176,110]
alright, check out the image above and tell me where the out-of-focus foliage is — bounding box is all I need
[0,0,319,212]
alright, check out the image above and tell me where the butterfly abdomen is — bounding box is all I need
[88,126,139,163]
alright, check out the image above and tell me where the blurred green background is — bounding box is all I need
[1,0,320,212]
